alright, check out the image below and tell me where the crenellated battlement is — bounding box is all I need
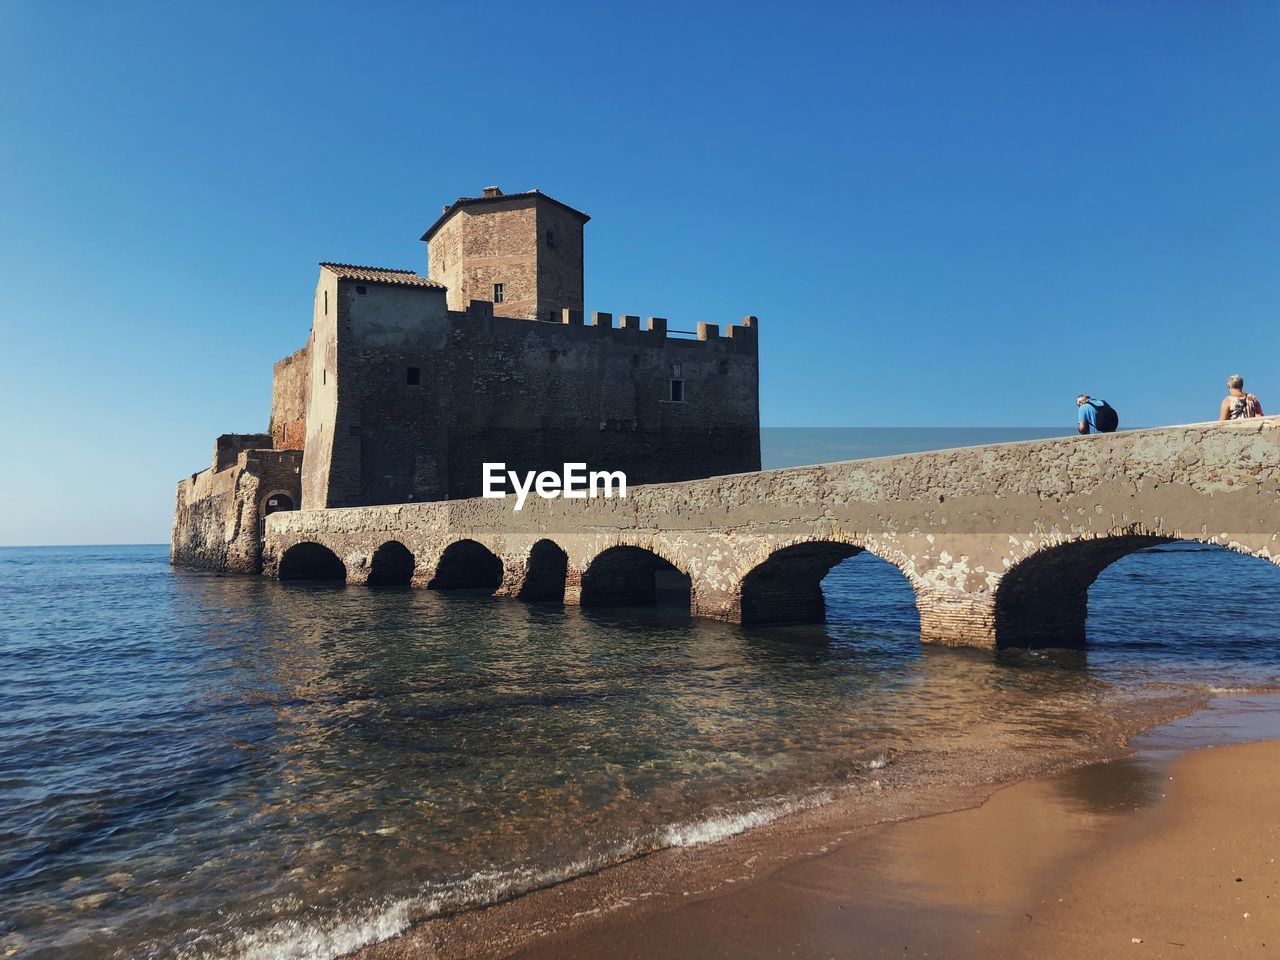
[458,301,758,351]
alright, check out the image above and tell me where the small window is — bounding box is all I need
[356,285,368,295]
[493,283,504,303]
[406,366,421,385]
[669,379,685,403]
[324,290,328,315]
[545,228,557,249]
[548,310,556,322]
[672,361,682,378]
[322,368,327,385]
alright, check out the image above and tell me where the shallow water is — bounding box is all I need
[1,543,1277,959]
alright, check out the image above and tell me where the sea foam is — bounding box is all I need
[208,792,832,960]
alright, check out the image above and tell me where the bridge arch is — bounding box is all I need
[367,540,415,587]
[737,537,920,627]
[428,539,504,592]
[993,533,1277,649]
[278,541,347,582]
[519,539,569,602]
[580,544,691,608]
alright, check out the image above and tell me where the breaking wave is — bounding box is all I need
[177,790,840,960]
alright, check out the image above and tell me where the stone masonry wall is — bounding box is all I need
[426,196,585,322]
[271,343,311,450]
[429,200,540,318]
[533,203,585,323]
[172,449,303,573]
[336,290,760,508]
[262,418,1280,649]
[214,433,272,472]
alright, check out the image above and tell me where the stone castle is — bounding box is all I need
[172,187,761,573]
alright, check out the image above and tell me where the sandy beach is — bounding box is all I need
[351,698,1280,960]
[504,738,1280,960]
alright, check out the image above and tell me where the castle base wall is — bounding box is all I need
[171,449,303,573]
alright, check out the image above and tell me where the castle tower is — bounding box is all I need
[422,186,589,322]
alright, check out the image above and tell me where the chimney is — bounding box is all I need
[482,185,502,198]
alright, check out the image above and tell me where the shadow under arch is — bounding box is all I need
[739,540,901,626]
[580,545,691,609]
[520,539,568,602]
[994,535,1177,649]
[278,542,347,582]
[429,539,503,592]
[367,540,415,587]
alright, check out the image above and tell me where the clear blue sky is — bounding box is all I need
[1,1,1276,545]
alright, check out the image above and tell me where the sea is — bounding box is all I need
[2,542,1278,959]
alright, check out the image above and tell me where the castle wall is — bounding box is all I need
[439,309,759,500]
[427,197,585,321]
[534,204,585,323]
[171,448,303,573]
[302,269,341,510]
[427,210,467,311]
[340,280,452,507]
[271,344,311,450]
[214,433,272,472]
[322,281,760,507]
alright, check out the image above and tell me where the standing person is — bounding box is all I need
[1219,375,1264,420]
[1076,394,1119,434]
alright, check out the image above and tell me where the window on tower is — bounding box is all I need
[493,283,504,303]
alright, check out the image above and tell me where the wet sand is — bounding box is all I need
[353,697,1280,960]
[506,738,1280,960]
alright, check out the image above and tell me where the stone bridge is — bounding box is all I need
[261,418,1280,650]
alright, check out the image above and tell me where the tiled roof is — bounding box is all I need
[319,262,444,289]
[421,189,590,242]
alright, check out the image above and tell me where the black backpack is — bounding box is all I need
[1093,400,1119,433]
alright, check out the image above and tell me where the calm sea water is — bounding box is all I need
[2,543,1278,959]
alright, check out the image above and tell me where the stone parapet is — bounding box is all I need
[260,419,1280,650]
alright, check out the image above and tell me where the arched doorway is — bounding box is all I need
[263,492,296,516]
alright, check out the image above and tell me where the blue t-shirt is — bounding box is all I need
[1078,399,1107,433]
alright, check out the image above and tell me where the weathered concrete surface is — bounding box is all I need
[262,418,1280,649]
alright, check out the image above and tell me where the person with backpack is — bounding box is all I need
[1076,394,1119,434]
[1219,374,1264,421]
